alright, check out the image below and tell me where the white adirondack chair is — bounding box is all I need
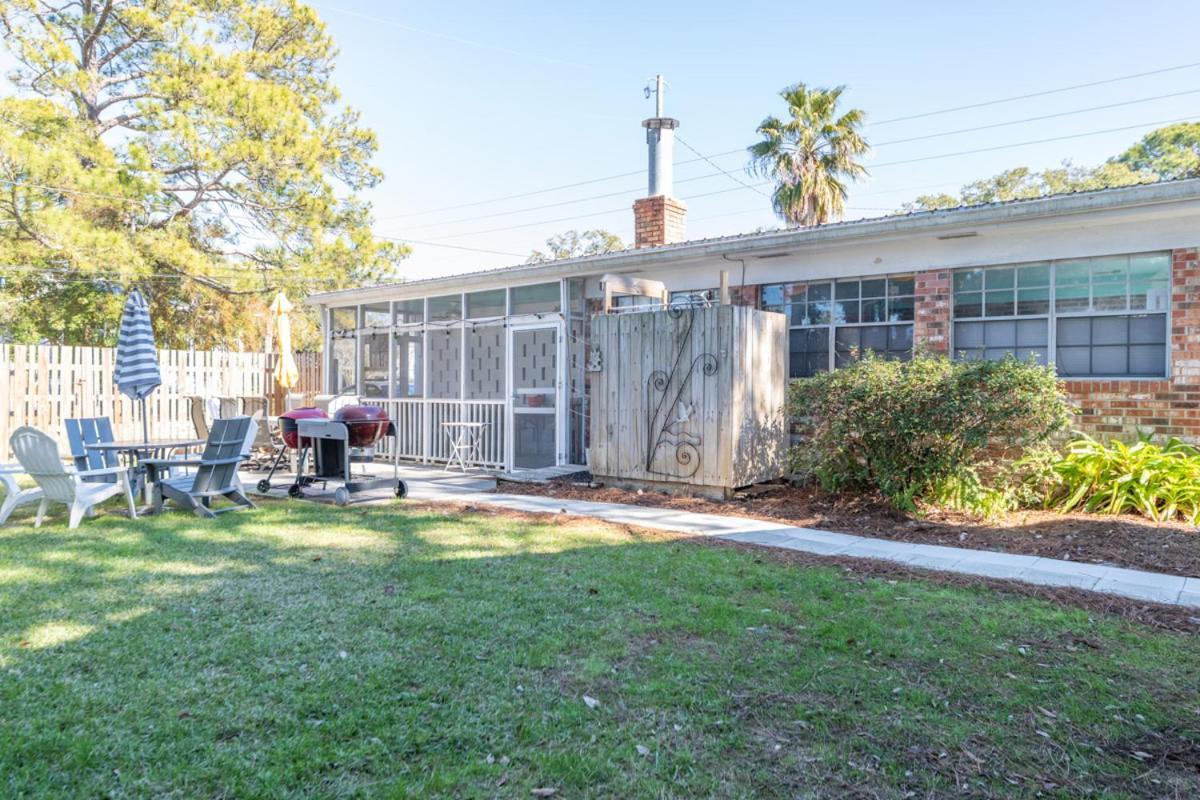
[0,464,43,526]
[9,426,137,529]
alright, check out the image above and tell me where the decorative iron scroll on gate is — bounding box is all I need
[644,306,718,477]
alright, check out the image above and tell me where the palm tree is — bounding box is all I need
[748,84,869,227]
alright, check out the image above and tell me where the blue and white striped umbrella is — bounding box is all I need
[114,289,161,403]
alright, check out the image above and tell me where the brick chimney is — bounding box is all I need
[634,195,687,248]
[633,75,686,248]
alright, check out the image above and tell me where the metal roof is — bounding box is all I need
[308,177,1200,306]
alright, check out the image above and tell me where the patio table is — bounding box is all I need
[0,463,43,525]
[441,422,489,473]
[85,438,205,505]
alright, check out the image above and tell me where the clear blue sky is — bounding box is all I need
[309,0,1199,279]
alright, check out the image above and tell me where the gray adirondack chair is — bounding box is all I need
[64,417,120,484]
[9,426,136,529]
[145,416,256,518]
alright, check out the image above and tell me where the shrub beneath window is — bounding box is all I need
[1043,435,1200,524]
[789,353,1072,509]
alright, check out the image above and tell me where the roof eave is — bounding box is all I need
[308,178,1200,307]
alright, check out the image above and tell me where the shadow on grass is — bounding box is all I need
[0,498,1198,798]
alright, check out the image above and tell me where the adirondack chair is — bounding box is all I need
[0,464,43,526]
[64,417,120,484]
[9,426,136,529]
[145,416,256,518]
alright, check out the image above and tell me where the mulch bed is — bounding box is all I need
[496,479,1200,578]
[411,499,1200,633]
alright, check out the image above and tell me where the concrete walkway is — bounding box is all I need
[245,463,1200,609]
[423,489,1200,610]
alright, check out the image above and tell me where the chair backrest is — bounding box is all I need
[189,396,209,440]
[241,396,267,417]
[64,417,118,473]
[217,396,239,420]
[248,409,272,450]
[10,426,77,503]
[189,416,255,495]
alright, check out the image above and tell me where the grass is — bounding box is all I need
[0,499,1198,799]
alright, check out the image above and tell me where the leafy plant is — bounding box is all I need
[928,467,1016,519]
[1047,435,1200,524]
[790,352,1072,510]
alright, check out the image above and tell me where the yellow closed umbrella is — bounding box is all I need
[269,291,300,390]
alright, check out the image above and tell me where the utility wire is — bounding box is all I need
[675,135,769,197]
[415,115,1195,241]
[871,61,1200,125]
[375,62,1200,222]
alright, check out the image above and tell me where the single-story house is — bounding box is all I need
[308,112,1200,472]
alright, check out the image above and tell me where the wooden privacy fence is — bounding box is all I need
[1,345,322,458]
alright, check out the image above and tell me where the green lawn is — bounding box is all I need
[1,500,1198,799]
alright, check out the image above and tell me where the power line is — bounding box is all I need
[676,135,769,197]
[872,88,1200,147]
[376,236,525,257]
[381,85,1200,229]
[411,115,1194,241]
[871,61,1200,125]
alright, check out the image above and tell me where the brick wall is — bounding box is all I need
[913,269,952,354]
[905,247,1200,442]
[633,195,687,248]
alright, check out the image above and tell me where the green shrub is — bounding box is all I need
[927,467,1016,519]
[789,352,1072,509]
[1046,435,1200,523]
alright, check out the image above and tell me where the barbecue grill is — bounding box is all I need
[289,404,407,506]
[256,406,328,494]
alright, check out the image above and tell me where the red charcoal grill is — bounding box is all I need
[257,407,329,494]
[289,404,406,506]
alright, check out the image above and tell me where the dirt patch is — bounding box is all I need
[497,480,1200,578]
[411,499,1200,633]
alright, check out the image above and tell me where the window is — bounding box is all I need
[510,282,560,314]
[394,299,423,325]
[612,294,660,310]
[762,275,915,378]
[428,294,462,322]
[466,289,506,319]
[953,263,1051,365]
[952,253,1169,378]
[329,307,357,393]
[669,289,716,308]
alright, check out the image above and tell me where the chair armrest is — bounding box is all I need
[202,456,247,466]
[141,457,203,468]
[75,466,130,478]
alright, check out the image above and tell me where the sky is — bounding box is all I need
[6,1,1198,282]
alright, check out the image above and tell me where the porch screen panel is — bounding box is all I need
[360,331,389,398]
[392,330,423,398]
[428,328,462,399]
[466,324,505,400]
[330,306,356,393]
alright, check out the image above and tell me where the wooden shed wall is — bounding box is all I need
[589,305,786,495]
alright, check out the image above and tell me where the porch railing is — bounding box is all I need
[372,398,506,469]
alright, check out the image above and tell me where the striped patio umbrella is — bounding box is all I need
[114,289,161,441]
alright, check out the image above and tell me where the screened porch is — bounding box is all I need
[322,279,589,471]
